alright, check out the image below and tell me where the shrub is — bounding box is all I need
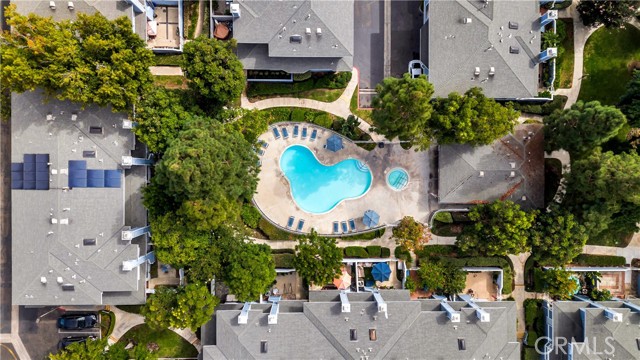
[291,108,306,122]
[526,331,539,347]
[503,95,568,115]
[258,218,300,240]
[380,247,391,258]
[571,254,626,267]
[272,253,295,268]
[433,211,453,224]
[241,204,261,229]
[366,246,382,258]
[344,246,369,258]
[339,228,386,240]
[315,72,352,89]
[394,246,412,263]
[414,245,456,258]
[271,248,295,254]
[313,113,333,128]
[293,71,312,82]
[524,299,541,328]
[405,277,417,292]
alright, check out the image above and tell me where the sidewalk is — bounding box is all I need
[149,66,184,76]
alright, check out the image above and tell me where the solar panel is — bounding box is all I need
[69,177,87,187]
[23,162,36,172]
[24,171,36,181]
[89,126,103,134]
[104,170,122,188]
[11,180,23,189]
[68,160,87,170]
[11,163,23,172]
[35,154,49,163]
[36,171,48,181]
[36,161,48,171]
[35,181,49,190]
[11,169,23,181]
[23,154,36,163]
[23,181,36,190]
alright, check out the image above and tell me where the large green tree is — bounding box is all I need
[541,268,579,300]
[224,242,276,302]
[392,216,431,252]
[49,338,154,360]
[371,74,435,149]
[530,207,588,266]
[456,200,537,256]
[293,231,343,286]
[222,108,269,144]
[142,284,218,331]
[417,261,466,296]
[144,118,259,230]
[182,37,245,108]
[577,0,639,28]
[430,87,519,145]
[619,70,640,127]
[544,101,627,158]
[1,4,154,112]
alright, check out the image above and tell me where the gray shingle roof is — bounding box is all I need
[237,44,352,73]
[202,290,520,360]
[233,0,354,72]
[425,0,542,99]
[11,90,147,305]
[438,124,545,209]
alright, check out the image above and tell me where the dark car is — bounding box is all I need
[57,336,96,349]
[56,314,98,330]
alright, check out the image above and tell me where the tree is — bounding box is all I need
[371,74,434,149]
[1,5,154,112]
[430,87,519,146]
[143,118,259,230]
[182,37,245,108]
[530,207,589,266]
[456,200,537,256]
[541,268,579,300]
[48,338,155,360]
[150,214,217,269]
[619,70,640,127]
[544,101,627,158]
[392,216,431,252]
[577,0,639,28]
[293,231,343,286]
[134,87,194,153]
[142,284,218,331]
[417,261,466,296]
[590,289,613,301]
[224,242,276,302]
[222,108,269,144]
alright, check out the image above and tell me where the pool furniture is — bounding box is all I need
[333,221,339,234]
[282,127,289,139]
[260,140,269,149]
[293,125,299,138]
[348,219,356,231]
[326,135,344,152]
[310,129,318,141]
[296,219,305,232]
[301,127,308,139]
[257,159,262,167]
[272,127,281,139]
[287,216,295,229]
[341,221,348,233]
[258,149,265,156]
[363,210,380,228]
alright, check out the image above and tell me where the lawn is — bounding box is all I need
[350,86,373,124]
[250,88,344,103]
[153,54,182,66]
[246,72,351,103]
[117,324,198,358]
[153,75,188,90]
[555,18,574,89]
[578,24,640,105]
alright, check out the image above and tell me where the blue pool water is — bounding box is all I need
[387,168,409,190]
[280,145,372,214]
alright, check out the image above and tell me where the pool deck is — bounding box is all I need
[254,123,432,236]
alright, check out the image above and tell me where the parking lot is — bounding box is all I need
[19,307,102,359]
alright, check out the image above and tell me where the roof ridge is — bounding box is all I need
[376,304,422,358]
[493,39,531,96]
[303,304,352,359]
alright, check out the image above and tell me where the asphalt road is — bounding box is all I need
[354,0,385,107]
[390,0,423,78]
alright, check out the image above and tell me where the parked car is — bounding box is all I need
[57,335,96,349]
[56,314,98,330]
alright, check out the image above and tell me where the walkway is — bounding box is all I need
[149,66,184,76]
[508,253,549,339]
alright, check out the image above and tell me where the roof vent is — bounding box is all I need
[474,67,480,76]
[289,35,302,44]
[260,341,268,353]
[41,277,47,284]
[510,162,516,168]
[71,112,77,121]
[521,196,527,201]
[68,1,74,10]
[479,171,485,178]
[316,28,322,36]
[60,218,69,225]
[49,1,56,9]
[489,67,495,76]
[305,27,311,35]
[83,238,96,246]
[51,218,58,224]
[463,17,473,24]
[508,21,518,30]
[509,46,520,54]
[57,277,64,284]
[458,338,466,351]
[509,171,515,178]
[230,3,240,17]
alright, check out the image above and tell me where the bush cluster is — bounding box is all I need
[503,95,568,116]
[241,204,261,229]
[394,246,412,263]
[344,246,391,258]
[433,211,453,224]
[272,253,295,268]
[571,254,627,267]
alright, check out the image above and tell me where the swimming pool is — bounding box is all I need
[387,168,409,190]
[279,144,372,214]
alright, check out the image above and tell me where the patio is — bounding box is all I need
[254,122,431,235]
[147,5,181,49]
[270,270,304,300]
[462,272,498,301]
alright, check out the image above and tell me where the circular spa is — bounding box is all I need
[386,168,409,191]
[279,144,372,214]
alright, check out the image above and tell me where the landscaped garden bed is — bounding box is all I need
[117,324,198,358]
[571,254,627,267]
[247,72,352,102]
[555,18,574,88]
[430,211,471,236]
[503,95,568,116]
[523,299,545,349]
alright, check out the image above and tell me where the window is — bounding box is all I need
[369,329,377,341]
[350,329,357,341]
[89,126,103,134]
[83,238,96,246]
[260,341,268,353]
[458,338,466,351]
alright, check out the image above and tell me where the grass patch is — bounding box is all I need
[153,54,182,67]
[579,24,640,105]
[99,311,115,338]
[350,86,373,124]
[544,158,563,206]
[272,253,295,268]
[251,88,344,103]
[153,75,188,90]
[247,72,351,102]
[117,324,198,358]
[116,305,144,315]
[555,18,574,88]
[523,347,540,360]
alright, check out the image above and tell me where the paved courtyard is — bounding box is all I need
[254,123,431,236]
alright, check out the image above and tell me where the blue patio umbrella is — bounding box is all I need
[363,210,380,228]
[326,135,344,152]
[372,262,391,282]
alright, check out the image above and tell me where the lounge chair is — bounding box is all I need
[333,221,339,234]
[341,221,348,233]
[301,127,308,139]
[310,129,318,141]
[258,149,265,156]
[297,219,305,232]
[348,219,356,231]
[260,140,269,149]
[257,159,262,167]
[293,125,299,138]
[287,216,295,229]
[282,127,289,139]
[272,127,281,139]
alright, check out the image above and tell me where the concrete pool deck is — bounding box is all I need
[254,123,432,236]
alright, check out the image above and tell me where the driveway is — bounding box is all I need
[354,0,384,107]
[390,0,423,78]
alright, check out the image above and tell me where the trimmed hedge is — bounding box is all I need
[395,246,412,263]
[272,248,295,254]
[571,254,626,267]
[246,72,352,98]
[414,245,457,258]
[344,246,369,258]
[366,246,382,258]
[273,253,295,268]
[503,95,568,116]
[258,218,302,240]
[380,247,391,258]
[343,246,391,258]
[340,228,386,240]
[433,211,453,224]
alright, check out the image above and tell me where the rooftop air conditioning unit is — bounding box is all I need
[41,277,47,284]
[49,1,56,9]
[479,171,484,178]
[474,67,480,76]
[305,28,311,35]
[230,3,240,17]
[509,171,515,178]
[68,1,74,10]
[316,28,322,36]
[57,277,64,284]
[489,67,495,76]
[463,17,472,24]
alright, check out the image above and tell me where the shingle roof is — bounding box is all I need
[425,0,542,99]
[438,124,545,209]
[11,90,147,305]
[202,291,520,360]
